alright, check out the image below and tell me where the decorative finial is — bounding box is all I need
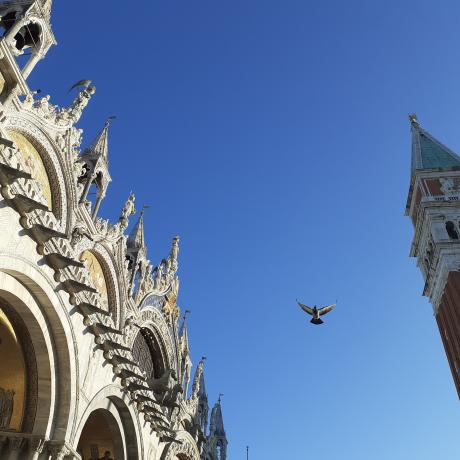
[409,113,419,126]
[183,309,191,321]
[218,393,224,403]
[201,356,207,362]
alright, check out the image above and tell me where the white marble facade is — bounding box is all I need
[0,1,227,459]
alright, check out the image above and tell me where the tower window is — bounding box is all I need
[446,221,459,239]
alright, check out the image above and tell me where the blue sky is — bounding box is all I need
[31,1,460,458]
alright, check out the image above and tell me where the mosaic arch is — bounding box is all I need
[79,250,109,310]
[6,129,53,210]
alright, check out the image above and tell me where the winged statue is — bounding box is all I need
[297,301,336,325]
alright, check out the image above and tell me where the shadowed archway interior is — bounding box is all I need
[77,409,124,460]
[0,302,37,433]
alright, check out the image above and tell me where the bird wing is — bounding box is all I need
[318,303,336,316]
[297,302,314,316]
[68,79,92,93]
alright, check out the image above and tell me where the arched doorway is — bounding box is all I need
[0,302,37,433]
[77,409,124,460]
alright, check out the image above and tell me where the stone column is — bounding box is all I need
[22,51,43,79]
[6,435,26,460]
[47,442,81,460]
[28,437,46,460]
[91,190,106,221]
[48,444,70,460]
[79,170,95,203]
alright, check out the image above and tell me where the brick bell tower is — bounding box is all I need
[406,114,460,397]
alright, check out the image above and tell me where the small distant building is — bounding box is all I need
[406,114,460,398]
[0,1,228,459]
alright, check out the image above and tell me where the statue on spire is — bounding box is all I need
[168,235,180,275]
[191,357,206,399]
[119,192,136,231]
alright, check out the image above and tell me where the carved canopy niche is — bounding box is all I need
[132,328,165,380]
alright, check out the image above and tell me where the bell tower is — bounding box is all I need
[406,114,460,397]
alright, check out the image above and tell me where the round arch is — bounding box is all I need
[0,254,78,441]
[73,385,141,460]
[4,116,70,225]
[76,243,121,326]
[0,271,57,437]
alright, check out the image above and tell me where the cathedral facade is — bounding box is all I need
[406,114,460,399]
[0,1,228,459]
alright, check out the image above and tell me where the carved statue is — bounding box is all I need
[119,193,136,231]
[147,369,183,408]
[137,263,154,300]
[71,226,92,247]
[154,263,164,289]
[0,387,15,429]
[170,236,180,266]
[23,89,40,109]
[35,95,56,120]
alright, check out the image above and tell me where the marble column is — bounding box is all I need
[48,444,70,460]
[28,437,46,460]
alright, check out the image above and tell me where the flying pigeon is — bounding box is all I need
[68,79,92,93]
[297,301,336,325]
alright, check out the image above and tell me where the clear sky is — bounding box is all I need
[30,1,460,458]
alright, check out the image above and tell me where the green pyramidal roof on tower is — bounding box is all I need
[410,114,460,171]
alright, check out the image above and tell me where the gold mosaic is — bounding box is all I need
[6,130,52,209]
[80,251,109,310]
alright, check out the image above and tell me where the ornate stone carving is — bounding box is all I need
[55,85,96,126]
[162,293,181,326]
[119,192,136,231]
[147,369,183,408]
[48,443,71,460]
[8,435,25,451]
[160,434,201,460]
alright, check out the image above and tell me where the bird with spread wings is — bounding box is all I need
[297,301,336,325]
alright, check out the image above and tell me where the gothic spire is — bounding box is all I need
[83,119,110,163]
[409,114,460,172]
[179,309,190,339]
[191,357,206,398]
[210,396,226,437]
[198,371,207,400]
[127,207,146,250]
